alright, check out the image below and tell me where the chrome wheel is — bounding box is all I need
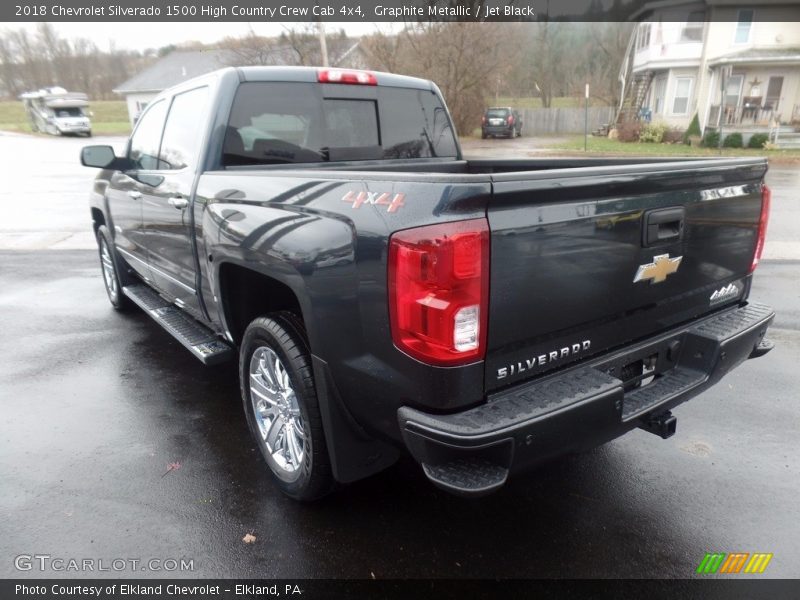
[248,346,307,481]
[99,236,118,300]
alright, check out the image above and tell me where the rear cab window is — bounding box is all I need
[222,82,457,166]
[486,108,510,119]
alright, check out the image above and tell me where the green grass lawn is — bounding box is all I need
[554,135,800,162]
[0,100,131,136]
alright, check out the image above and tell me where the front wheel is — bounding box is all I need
[240,314,334,501]
[96,225,133,311]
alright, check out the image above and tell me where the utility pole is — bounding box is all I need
[318,21,329,67]
[584,83,590,151]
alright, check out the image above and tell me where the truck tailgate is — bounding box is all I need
[485,158,768,391]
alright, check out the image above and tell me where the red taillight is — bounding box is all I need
[388,219,490,366]
[749,183,771,273]
[507,115,514,125]
[318,68,377,85]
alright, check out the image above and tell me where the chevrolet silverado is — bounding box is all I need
[80,66,774,499]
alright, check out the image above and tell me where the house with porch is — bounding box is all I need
[617,1,800,146]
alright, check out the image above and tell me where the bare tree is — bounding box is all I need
[373,22,512,133]
[220,27,281,66]
[0,25,144,99]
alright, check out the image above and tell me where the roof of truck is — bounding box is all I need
[237,66,435,91]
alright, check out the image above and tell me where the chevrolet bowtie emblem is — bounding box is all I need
[633,254,682,284]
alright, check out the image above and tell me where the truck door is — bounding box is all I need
[106,99,169,283]
[139,86,210,321]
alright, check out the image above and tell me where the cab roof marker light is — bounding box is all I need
[318,69,377,86]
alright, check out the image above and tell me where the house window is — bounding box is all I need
[652,76,667,114]
[734,10,753,44]
[637,23,651,50]
[672,77,692,114]
[680,12,705,42]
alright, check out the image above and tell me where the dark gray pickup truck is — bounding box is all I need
[81,66,774,500]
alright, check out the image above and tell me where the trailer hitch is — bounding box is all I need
[639,411,677,439]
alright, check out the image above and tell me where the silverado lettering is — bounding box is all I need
[497,340,592,379]
[81,66,774,500]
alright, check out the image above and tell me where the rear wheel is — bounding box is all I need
[240,314,334,501]
[96,225,133,311]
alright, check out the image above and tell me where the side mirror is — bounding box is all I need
[81,145,117,168]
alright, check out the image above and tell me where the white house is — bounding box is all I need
[621,1,800,136]
[114,42,366,126]
[113,50,235,125]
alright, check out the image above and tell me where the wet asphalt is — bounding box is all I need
[1,133,799,580]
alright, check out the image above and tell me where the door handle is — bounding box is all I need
[643,207,685,247]
[127,190,142,200]
[168,197,189,210]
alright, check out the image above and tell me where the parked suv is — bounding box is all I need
[481,107,522,138]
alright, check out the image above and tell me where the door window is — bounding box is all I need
[159,86,210,170]
[724,74,743,108]
[128,100,168,170]
[652,77,667,114]
[765,76,783,111]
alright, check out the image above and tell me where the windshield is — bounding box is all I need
[54,107,85,118]
[223,82,457,166]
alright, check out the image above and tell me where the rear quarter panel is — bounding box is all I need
[196,169,491,441]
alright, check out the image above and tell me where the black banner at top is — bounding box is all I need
[5,0,800,22]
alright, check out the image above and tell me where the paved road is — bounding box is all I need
[1,252,798,578]
[1,132,798,579]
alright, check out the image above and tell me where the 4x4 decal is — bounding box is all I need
[342,190,405,213]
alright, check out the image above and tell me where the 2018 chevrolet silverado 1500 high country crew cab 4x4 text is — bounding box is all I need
[81,67,775,500]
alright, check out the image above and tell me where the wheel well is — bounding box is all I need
[91,208,105,232]
[219,263,305,346]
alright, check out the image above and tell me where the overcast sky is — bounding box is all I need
[6,22,400,51]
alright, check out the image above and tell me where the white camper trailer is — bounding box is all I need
[20,87,92,136]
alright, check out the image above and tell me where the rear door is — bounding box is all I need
[484,160,767,391]
[106,99,169,281]
[139,86,210,319]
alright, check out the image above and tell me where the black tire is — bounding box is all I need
[481,130,487,139]
[95,225,133,311]
[240,313,334,501]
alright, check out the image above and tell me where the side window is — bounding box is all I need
[129,100,168,170]
[160,87,210,170]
